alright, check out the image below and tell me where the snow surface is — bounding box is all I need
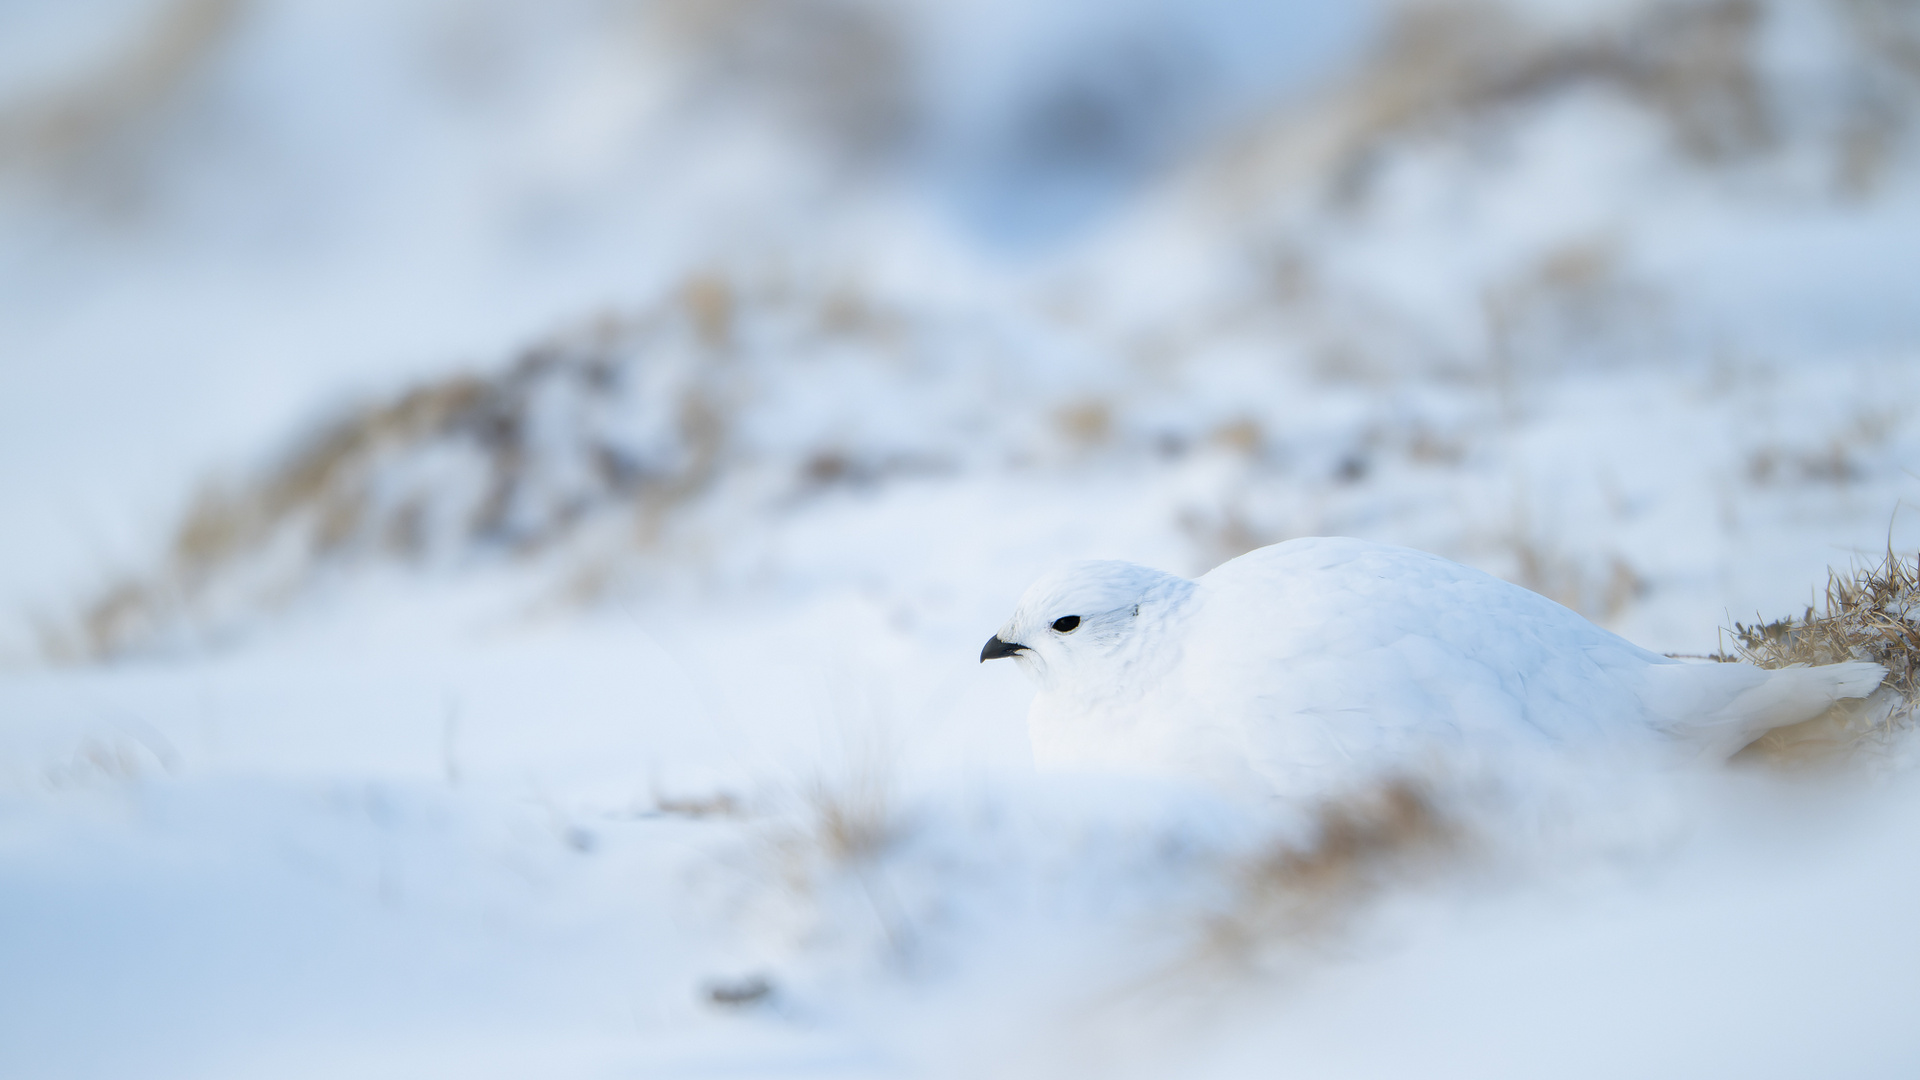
[4,0,1920,1076]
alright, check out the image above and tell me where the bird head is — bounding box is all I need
[981,560,1194,688]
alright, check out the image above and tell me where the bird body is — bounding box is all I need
[983,538,1885,797]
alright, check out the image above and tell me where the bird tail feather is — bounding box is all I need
[1637,660,1888,759]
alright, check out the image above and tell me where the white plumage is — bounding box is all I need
[982,538,1885,797]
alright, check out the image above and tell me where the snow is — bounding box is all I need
[3,0,1920,1076]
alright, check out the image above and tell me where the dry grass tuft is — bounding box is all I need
[1358,0,1772,170]
[1405,424,1467,465]
[1503,511,1649,623]
[647,0,913,163]
[651,790,745,820]
[1053,400,1115,449]
[1178,502,1280,569]
[1208,418,1265,456]
[1724,548,1920,761]
[0,0,245,206]
[1210,0,1789,220]
[801,772,898,866]
[746,766,915,966]
[1744,410,1892,489]
[43,289,732,660]
[1830,0,1920,196]
[1512,543,1649,623]
[682,275,736,351]
[1745,443,1863,486]
[30,265,986,661]
[1482,236,1666,393]
[1203,778,1455,967]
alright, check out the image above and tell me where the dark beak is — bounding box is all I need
[980,635,1028,663]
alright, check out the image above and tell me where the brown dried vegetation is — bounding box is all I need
[651,790,746,820]
[1510,540,1650,624]
[43,278,760,661]
[1349,0,1772,176]
[1178,502,1281,570]
[1483,237,1666,391]
[32,265,998,661]
[1214,1,1754,199]
[1203,778,1455,967]
[1744,410,1895,488]
[647,0,914,162]
[750,770,914,963]
[1210,0,1920,221]
[1053,399,1115,449]
[1726,548,1920,761]
[0,0,245,204]
[1830,0,1920,197]
[800,773,898,866]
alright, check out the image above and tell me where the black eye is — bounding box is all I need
[1051,616,1081,633]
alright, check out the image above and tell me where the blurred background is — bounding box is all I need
[4,0,1919,660]
[3,1,1920,1077]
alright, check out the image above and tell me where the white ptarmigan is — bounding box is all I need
[981,538,1885,797]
